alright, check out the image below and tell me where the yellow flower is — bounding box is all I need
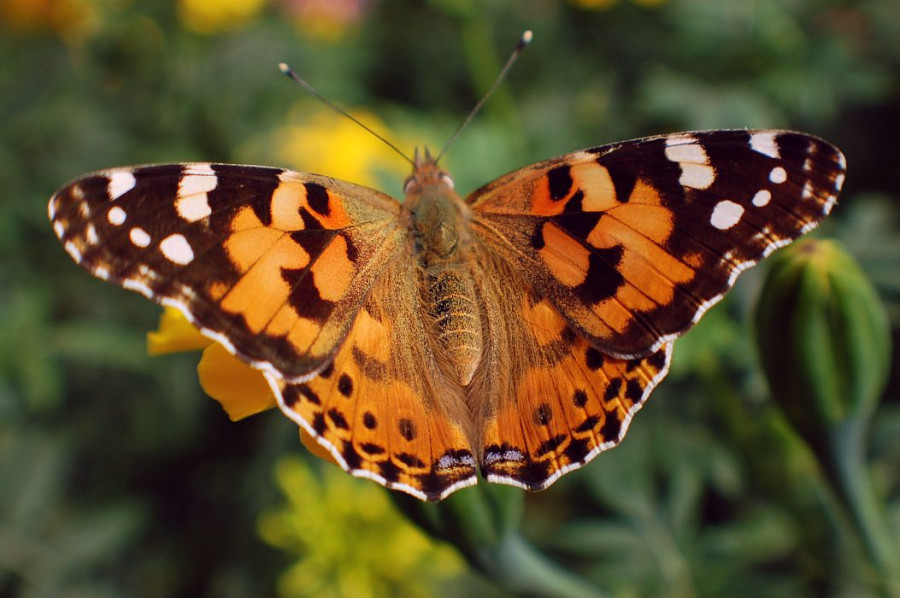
[146,306,272,415]
[148,295,341,465]
[196,342,276,420]
[275,106,413,191]
[147,307,211,355]
[259,456,462,598]
[177,0,267,34]
[195,339,338,464]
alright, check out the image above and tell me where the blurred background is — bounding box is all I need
[1,0,899,596]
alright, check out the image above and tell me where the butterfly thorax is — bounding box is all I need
[403,153,483,386]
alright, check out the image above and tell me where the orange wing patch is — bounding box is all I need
[206,175,402,378]
[537,222,591,287]
[220,207,316,336]
[469,248,672,491]
[471,131,846,360]
[48,163,403,380]
[481,337,671,489]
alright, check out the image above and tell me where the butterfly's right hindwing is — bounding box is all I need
[50,163,402,380]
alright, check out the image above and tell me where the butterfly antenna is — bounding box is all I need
[434,30,533,165]
[278,62,416,168]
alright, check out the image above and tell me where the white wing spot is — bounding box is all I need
[665,142,709,164]
[664,133,697,145]
[94,266,110,280]
[184,163,216,176]
[108,171,136,200]
[159,234,194,265]
[108,206,127,225]
[710,200,745,230]
[663,135,714,190]
[834,173,845,191]
[803,180,814,199]
[176,193,212,222]
[86,224,99,245]
[123,277,153,297]
[64,241,83,262]
[769,166,788,184]
[53,221,65,238]
[680,164,716,190]
[750,132,780,158]
[752,189,772,207]
[179,169,217,195]
[130,227,151,248]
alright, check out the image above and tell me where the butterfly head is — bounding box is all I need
[404,146,455,197]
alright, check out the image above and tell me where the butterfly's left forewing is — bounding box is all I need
[50,163,402,380]
[469,130,846,359]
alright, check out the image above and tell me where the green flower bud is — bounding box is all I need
[753,239,890,451]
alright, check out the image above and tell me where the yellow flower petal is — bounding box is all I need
[197,342,276,421]
[177,0,266,34]
[147,307,212,355]
[275,108,411,189]
[299,429,340,466]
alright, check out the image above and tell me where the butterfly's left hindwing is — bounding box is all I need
[469,130,846,359]
[50,163,402,380]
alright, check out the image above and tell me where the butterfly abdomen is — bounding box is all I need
[405,164,484,386]
[420,265,482,385]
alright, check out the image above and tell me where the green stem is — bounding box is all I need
[479,532,607,598]
[393,486,604,597]
[825,418,900,598]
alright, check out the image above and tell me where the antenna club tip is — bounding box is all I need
[519,30,533,48]
[278,62,291,75]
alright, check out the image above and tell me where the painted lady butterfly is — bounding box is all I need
[49,127,845,501]
[48,32,845,500]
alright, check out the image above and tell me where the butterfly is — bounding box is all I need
[49,128,846,501]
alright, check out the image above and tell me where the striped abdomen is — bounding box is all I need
[422,262,482,385]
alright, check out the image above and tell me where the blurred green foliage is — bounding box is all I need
[2,0,899,596]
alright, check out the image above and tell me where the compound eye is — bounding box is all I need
[440,173,455,189]
[403,177,416,194]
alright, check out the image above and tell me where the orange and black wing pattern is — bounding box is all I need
[50,163,402,380]
[469,130,846,359]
